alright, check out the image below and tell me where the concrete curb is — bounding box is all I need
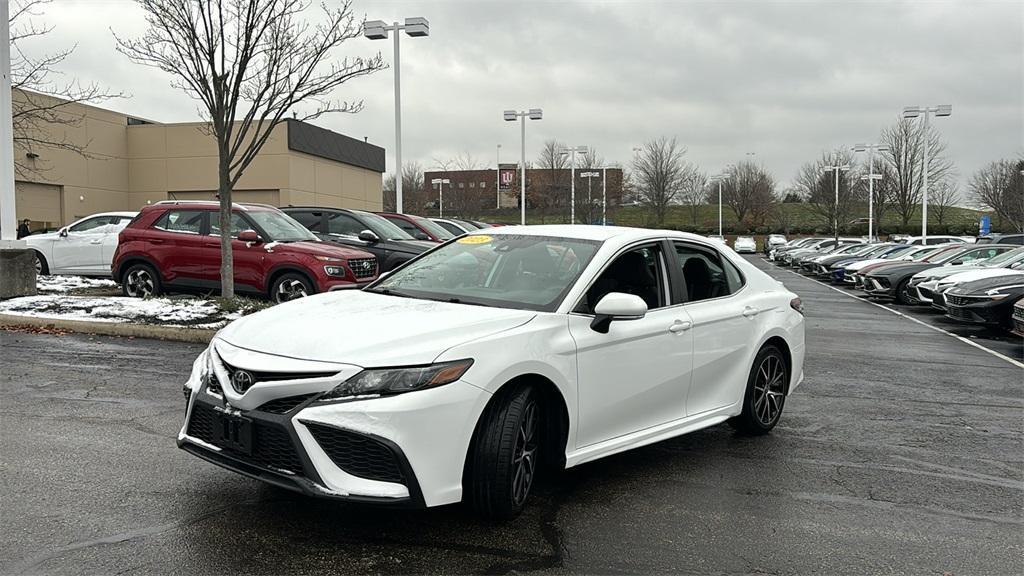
[0,313,216,343]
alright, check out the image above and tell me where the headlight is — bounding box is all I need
[324,265,348,277]
[318,359,474,402]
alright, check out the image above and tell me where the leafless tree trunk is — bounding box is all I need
[678,170,707,228]
[383,162,424,213]
[795,150,862,233]
[723,160,776,229]
[880,117,954,227]
[535,140,569,223]
[633,137,688,227]
[970,159,1024,232]
[9,0,122,179]
[930,179,960,226]
[115,0,384,298]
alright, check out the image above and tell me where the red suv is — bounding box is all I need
[112,201,378,302]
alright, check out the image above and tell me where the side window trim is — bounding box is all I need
[570,239,672,316]
[671,240,747,306]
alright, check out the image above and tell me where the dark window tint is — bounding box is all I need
[69,216,113,233]
[327,212,365,236]
[674,243,745,302]
[385,216,424,238]
[578,245,667,313]
[289,211,322,232]
[153,210,205,234]
[434,220,464,235]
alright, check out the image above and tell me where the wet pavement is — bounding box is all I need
[2,256,1021,575]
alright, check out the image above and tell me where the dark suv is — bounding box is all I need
[283,207,434,272]
[112,201,378,302]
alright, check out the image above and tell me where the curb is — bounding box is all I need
[0,313,216,343]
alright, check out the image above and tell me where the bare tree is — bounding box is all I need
[10,0,121,179]
[969,159,1024,232]
[575,148,605,225]
[678,169,707,228]
[115,0,384,298]
[880,117,955,226]
[633,137,688,226]
[430,157,482,219]
[795,150,863,233]
[722,160,776,228]
[383,162,424,213]
[930,179,960,226]
[534,140,569,222]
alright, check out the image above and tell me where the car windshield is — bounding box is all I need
[879,245,915,259]
[861,244,894,256]
[356,211,416,241]
[454,219,481,230]
[247,210,318,242]
[908,246,943,260]
[411,215,455,240]
[367,234,602,312]
[927,246,974,264]
[981,247,1024,267]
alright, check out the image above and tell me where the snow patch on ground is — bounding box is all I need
[0,294,241,328]
[37,275,118,293]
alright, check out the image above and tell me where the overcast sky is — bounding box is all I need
[30,0,1024,192]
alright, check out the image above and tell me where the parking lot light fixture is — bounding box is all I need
[495,144,502,209]
[431,178,450,218]
[823,164,850,245]
[365,17,430,215]
[852,143,890,241]
[504,108,543,225]
[709,173,731,238]
[559,145,589,224]
[902,104,953,240]
[581,171,601,225]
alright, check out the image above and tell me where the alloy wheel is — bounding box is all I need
[126,269,155,298]
[752,355,786,426]
[34,255,42,275]
[510,400,539,507]
[275,279,308,303]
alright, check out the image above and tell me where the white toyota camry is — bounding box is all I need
[178,225,806,519]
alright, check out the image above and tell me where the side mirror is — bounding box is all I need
[358,229,380,243]
[238,229,261,243]
[59,227,68,238]
[412,230,430,240]
[590,292,648,333]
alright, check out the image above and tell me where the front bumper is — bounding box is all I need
[326,280,373,291]
[863,276,894,298]
[944,296,1013,326]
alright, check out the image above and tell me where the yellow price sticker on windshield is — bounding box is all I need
[457,235,493,245]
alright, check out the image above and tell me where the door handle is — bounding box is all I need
[668,320,692,333]
[742,306,760,318]
[89,239,103,244]
[147,239,165,245]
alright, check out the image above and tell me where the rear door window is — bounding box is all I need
[673,242,745,303]
[153,210,205,234]
[327,212,365,237]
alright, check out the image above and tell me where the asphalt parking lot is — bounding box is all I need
[2,256,1021,576]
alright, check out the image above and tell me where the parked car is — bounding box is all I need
[770,237,822,261]
[799,243,873,275]
[733,236,757,253]
[944,273,1024,329]
[1012,299,1024,337]
[780,238,861,266]
[282,207,434,272]
[862,245,1016,303]
[112,201,377,302]
[976,233,1024,245]
[895,235,970,246]
[922,264,1024,311]
[764,234,788,255]
[177,225,806,519]
[377,212,456,243]
[431,218,476,235]
[910,247,1024,306]
[26,211,138,276]
[840,244,945,285]
[820,243,898,282]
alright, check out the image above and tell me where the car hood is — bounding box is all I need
[387,239,435,254]
[937,268,1023,286]
[268,240,374,260]
[215,290,538,365]
[947,272,1024,295]
[846,257,907,271]
[869,262,940,277]
[913,263,988,281]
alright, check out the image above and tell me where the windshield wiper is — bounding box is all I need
[369,287,417,298]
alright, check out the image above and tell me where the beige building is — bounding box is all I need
[12,89,384,230]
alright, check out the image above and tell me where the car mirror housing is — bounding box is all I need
[358,229,380,243]
[58,227,68,237]
[591,292,648,333]
[238,230,261,243]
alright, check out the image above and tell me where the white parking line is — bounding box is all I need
[770,262,1024,370]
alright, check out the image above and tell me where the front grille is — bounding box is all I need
[304,422,405,484]
[257,394,316,414]
[932,292,946,308]
[348,258,378,279]
[946,294,970,307]
[918,287,936,300]
[1013,304,1024,322]
[947,306,973,320]
[186,402,305,476]
[221,361,335,384]
[1013,317,1024,335]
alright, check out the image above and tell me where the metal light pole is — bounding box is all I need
[601,167,607,225]
[581,171,600,225]
[710,173,730,237]
[495,144,501,209]
[559,145,588,224]
[431,178,449,218]
[1,0,18,244]
[853,143,889,241]
[365,18,429,215]
[903,105,952,241]
[823,164,850,246]
[504,109,543,225]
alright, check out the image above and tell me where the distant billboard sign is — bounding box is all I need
[499,167,516,190]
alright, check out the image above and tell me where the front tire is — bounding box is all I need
[467,384,540,520]
[122,263,161,298]
[33,251,49,275]
[730,345,788,435]
[895,279,913,304]
[270,272,315,303]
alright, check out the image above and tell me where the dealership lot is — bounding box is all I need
[1,256,1021,575]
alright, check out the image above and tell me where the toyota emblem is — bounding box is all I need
[230,369,255,394]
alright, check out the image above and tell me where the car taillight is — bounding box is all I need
[790,297,804,315]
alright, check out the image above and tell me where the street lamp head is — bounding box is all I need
[852,144,867,152]
[364,20,388,40]
[503,110,518,121]
[528,108,543,120]
[404,17,429,37]
[935,104,952,117]
[902,106,922,119]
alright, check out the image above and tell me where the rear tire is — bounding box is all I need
[122,263,161,298]
[33,251,49,275]
[895,279,913,304]
[730,345,788,435]
[270,272,315,303]
[467,384,540,520]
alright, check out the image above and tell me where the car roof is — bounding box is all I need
[147,200,277,211]
[87,211,138,218]
[465,224,714,244]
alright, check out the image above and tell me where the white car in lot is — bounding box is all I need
[733,236,757,253]
[911,247,1024,305]
[178,225,806,519]
[25,211,137,276]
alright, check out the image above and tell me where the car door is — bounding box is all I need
[52,216,112,274]
[567,242,695,448]
[325,211,387,262]
[151,209,209,286]
[208,211,266,293]
[673,241,761,416]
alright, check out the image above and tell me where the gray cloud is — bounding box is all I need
[32,0,1024,193]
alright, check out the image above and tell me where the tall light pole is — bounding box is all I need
[495,144,502,209]
[903,104,952,240]
[853,143,889,240]
[823,164,850,246]
[1,0,18,244]
[431,178,449,218]
[581,171,600,225]
[504,109,543,225]
[709,173,730,238]
[365,18,430,215]
[559,145,588,224]
[601,167,607,226]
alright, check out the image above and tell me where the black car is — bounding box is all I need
[944,273,1024,329]
[976,233,1024,245]
[283,207,434,272]
[862,245,1017,303]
